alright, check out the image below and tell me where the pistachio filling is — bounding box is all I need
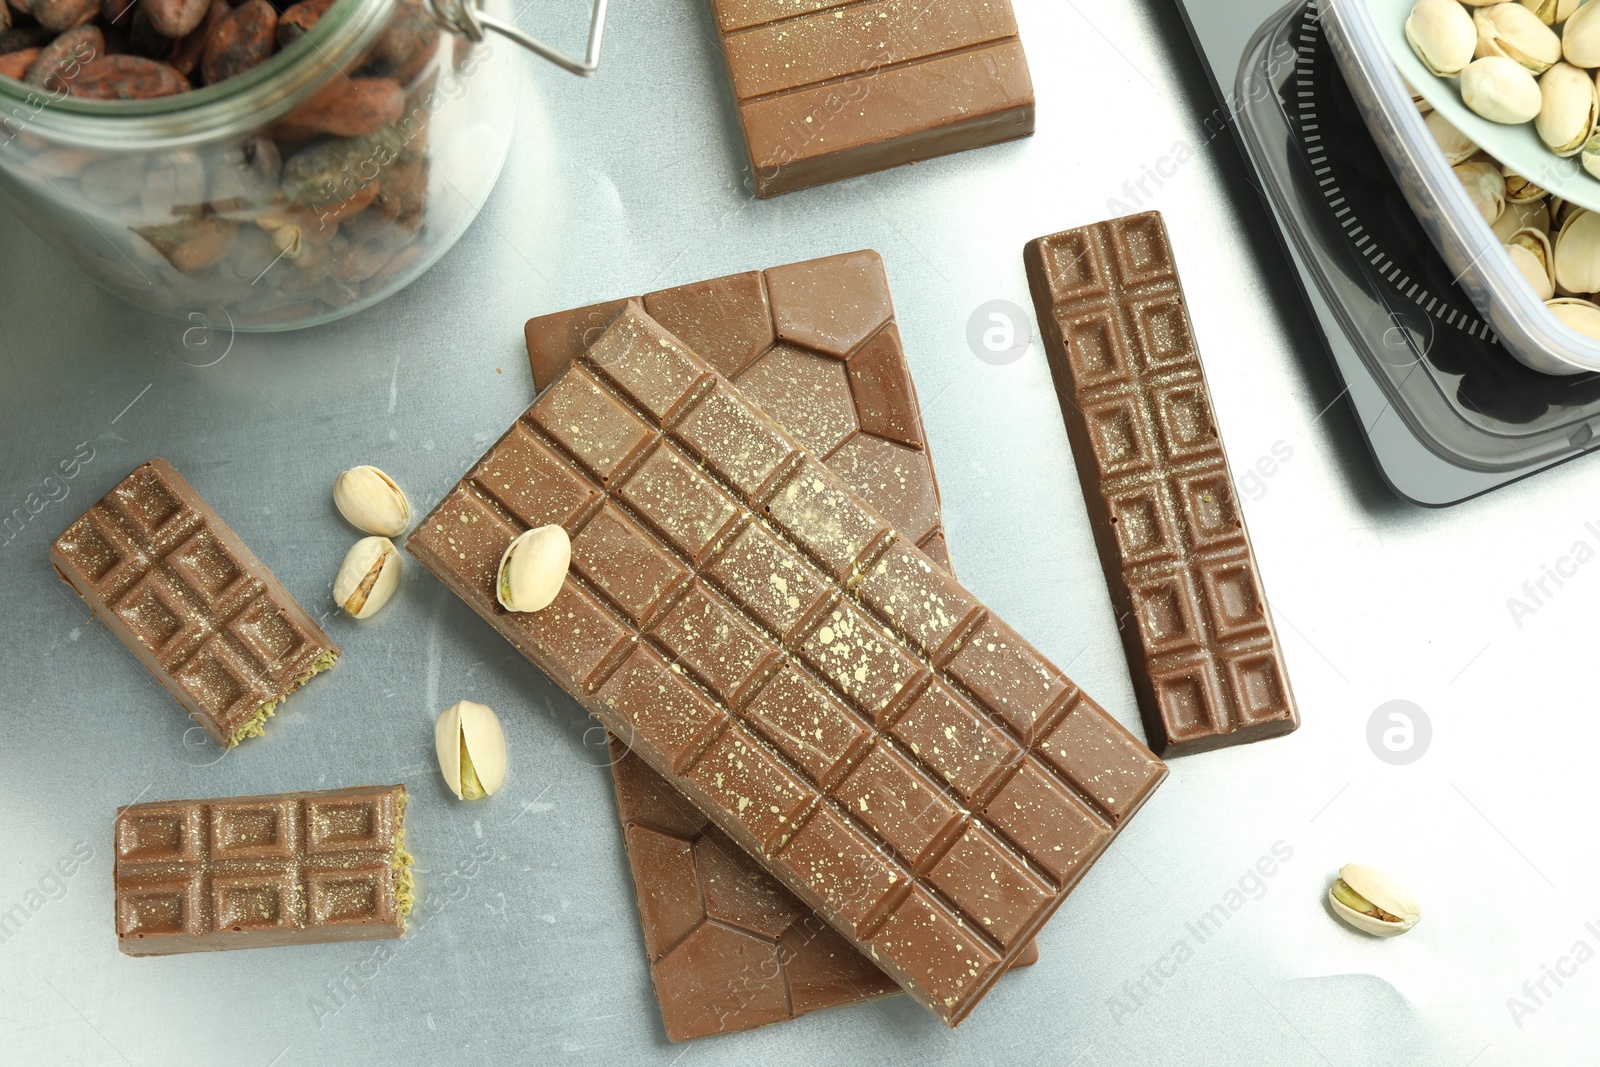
[1331,878,1402,923]
[393,793,415,920]
[459,747,487,800]
[227,649,338,746]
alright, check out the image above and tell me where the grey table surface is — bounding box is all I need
[0,1,1591,1064]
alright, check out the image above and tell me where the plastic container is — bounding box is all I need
[0,0,517,331]
[1323,0,1600,375]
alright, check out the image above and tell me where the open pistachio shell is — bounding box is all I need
[1407,0,1480,76]
[1566,0,1600,67]
[1520,0,1579,27]
[1493,196,1552,240]
[1547,296,1600,337]
[1426,109,1480,164]
[1454,160,1508,223]
[1555,207,1600,291]
[1508,226,1557,298]
[1535,61,1598,155]
[1476,4,1562,72]
[1500,162,1548,202]
[1329,864,1421,937]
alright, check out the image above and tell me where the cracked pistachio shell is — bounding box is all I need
[1476,4,1562,72]
[1548,296,1600,337]
[1500,163,1548,201]
[1329,864,1421,937]
[1520,0,1579,26]
[1426,109,1480,164]
[1582,129,1600,178]
[1493,196,1552,240]
[435,700,506,800]
[1454,160,1508,224]
[1461,55,1545,123]
[1508,227,1557,298]
[1535,61,1598,155]
[333,536,400,619]
[1555,207,1600,291]
[334,465,411,537]
[1407,0,1479,76]
[496,525,571,613]
[1567,0,1600,66]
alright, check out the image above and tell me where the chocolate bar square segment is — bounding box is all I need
[1025,212,1301,757]
[411,305,1166,1027]
[707,0,1036,197]
[52,460,339,748]
[114,785,412,956]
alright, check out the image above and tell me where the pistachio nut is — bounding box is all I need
[333,465,411,537]
[1454,160,1508,223]
[333,536,401,619]
[1493,195,1552,240]
[1548,296,1600,337]
[1555,207,1600,291]
[1582,129,1600,178]
[495,525,571,613]
[1405,77,1436,115]
[1328,864,1421,937]
[1475,4,1562,72]
[1567,0,1600,66]
[1535,61,1598,154]
[1500,163,1549,201]
[1426,109,1480,164]
[1508,226,1558,298]
[434,700,507,800]
[1520,0,1580,26]
[1460,55,1545,122]
[1407,0,1479,77]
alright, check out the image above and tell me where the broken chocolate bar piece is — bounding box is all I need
[115,785,412,955]
[1024,211,1300,757]
[706,0,1035,197]
[51,458,339,747]
[410,304,1165,1027]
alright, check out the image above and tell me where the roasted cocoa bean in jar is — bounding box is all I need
[0,0,515,329]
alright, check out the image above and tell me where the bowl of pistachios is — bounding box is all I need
[1324,0,1600,373]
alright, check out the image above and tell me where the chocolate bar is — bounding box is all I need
[706,0,1035,197]
[531,251,985,1039]
[1023,212,1299,757]
[115,785,412,955]
[410,305,1165,1026]
[51,459,339,747]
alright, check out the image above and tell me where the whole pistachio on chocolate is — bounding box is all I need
[496,525,570,613]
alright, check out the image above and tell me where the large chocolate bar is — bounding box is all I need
[530,251,984,1039]
[115,785,412,955]
[525,251,952,569]
[1024,212,1299,757]
[706,0,1035,197]
[410,305,1165,1026]
[51,459,339,747]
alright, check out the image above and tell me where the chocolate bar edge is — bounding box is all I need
[50,458,341,748]
[1022,219,1300,758]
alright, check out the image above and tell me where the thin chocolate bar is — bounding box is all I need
[1023,212,1299,757]
[532,251,992,1039]
[115,785,412,955]
[410,305,1165,1026]
[51,459,339,747]
[706,0,1035,197]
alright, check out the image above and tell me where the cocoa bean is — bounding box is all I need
[143,0,208,38]
[27,0,96,32]
[357,0,435,86]
[199,0,272,84]
[25,22,99,91]
[134,214,238,274]
[167,0,226,76]
[100,0,135,23]
[141,147,205,218]
[273,0,329,48]
[0,2,9,32]
[208,133,280,218]
[275,77,400,139]
[280,127,404,206]
[0,46,38,79]
[0,27,54,53]
[127,10,173,59]
[66,54,189,98]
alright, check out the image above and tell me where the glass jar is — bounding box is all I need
[0,0,516,330]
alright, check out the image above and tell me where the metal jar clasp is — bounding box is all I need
[427,0,609,76]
